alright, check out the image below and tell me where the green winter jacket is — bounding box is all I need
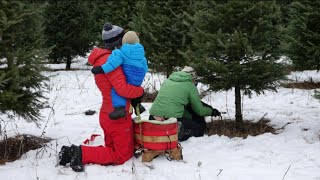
[149,71,213,118]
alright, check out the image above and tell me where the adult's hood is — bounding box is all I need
[168,71,193,82]
[88,48,112,66]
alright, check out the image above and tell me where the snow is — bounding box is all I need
[0,58,320,180]
[287,70,320,83]
[44,55,91,70]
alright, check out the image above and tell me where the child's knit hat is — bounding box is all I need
[122,31,140,45]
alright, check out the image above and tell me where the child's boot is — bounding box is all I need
[109,106,126,120]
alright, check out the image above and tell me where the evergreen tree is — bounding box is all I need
[130,0,195,77]
[91,1,137,47]
[185,1,287,125]
[285,1,320,70]
[95,1,137,29]
[44,1,95,69]
[0,0,49,124]
[276,0,293,27]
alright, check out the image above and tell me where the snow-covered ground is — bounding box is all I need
[0,58,319,180]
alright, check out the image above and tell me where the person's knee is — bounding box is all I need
[117,150,133,164]
[192,129,205,137]
[114,138,134,164]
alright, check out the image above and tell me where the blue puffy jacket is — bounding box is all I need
[101,43,148,107]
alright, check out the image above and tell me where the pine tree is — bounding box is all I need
[286,1,320,70]
[91,1,137,47]
[44,1,96,70]
[276,0,293,27]
[185,1,287,126]
[130,0,195,77]
[95,1,137,29]
[0,1,50,124]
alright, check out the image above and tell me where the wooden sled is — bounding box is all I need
[133,114,183,162]
[142,145,183,162]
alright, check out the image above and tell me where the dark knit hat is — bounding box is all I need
[102,22,125,49]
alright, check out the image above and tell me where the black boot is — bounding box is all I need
[177,121,185,141]
[109,107,126,120]
[70,145,84,172]
[58,146,71,166]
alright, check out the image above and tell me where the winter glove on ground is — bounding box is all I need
[91,66,104,74]
[211,108,221,117]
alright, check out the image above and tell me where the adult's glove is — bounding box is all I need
[131,90,145,115]
[131,90,144,108]
[91,66,104,74]
[211,108,221,117]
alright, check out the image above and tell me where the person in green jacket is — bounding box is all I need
[149,66,221,141]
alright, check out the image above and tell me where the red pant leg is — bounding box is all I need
[81,113,134,165]
[99,112,113,147]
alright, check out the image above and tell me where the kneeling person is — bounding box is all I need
[91,30,148,119]
[149,66,221,141]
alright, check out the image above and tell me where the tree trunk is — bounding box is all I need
[234,85,243,126]
[53,58,59,64]
[166,64,172,78]
[66,57,71,70]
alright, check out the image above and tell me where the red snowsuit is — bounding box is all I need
[82,47,144,165]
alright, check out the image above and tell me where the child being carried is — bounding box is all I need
[91,30,148,120]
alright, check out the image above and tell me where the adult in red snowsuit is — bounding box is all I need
[81,47,143,165]
[58,23,144,172]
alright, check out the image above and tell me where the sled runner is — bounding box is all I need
[140,145,182,162]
